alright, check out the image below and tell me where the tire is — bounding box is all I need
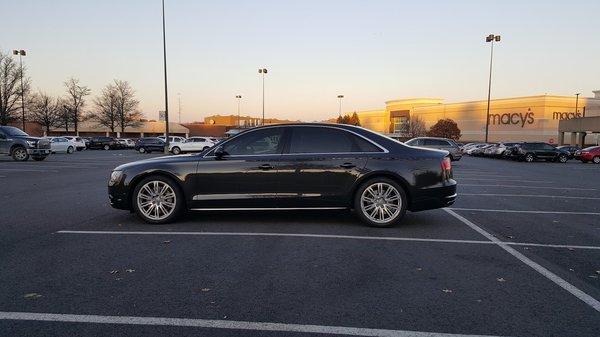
[354,177,407,228]
[32,156,47,161]
[558,154,568,163]
[524,153,535,162]
[11,146,29,161]
[171,146,181,155]
[132,175,184,224]
[139,147,146,154]
[103,144,110,151]
[67,146,74,154]
[593,156,600,164]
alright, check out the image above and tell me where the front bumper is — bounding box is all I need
[27,148,51,156]
[409,181,457,212]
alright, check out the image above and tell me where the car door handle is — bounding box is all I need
[259,164,273,170]
[340,163,356,169]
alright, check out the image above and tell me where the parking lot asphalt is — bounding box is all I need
[0,150,599,336]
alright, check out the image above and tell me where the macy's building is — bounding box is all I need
[354,92,600,144]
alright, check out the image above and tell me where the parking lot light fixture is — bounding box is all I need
[236,95,242,126]
[484,34,501,143]
[12,49,27,130]
[337,95,344,116]
[259,68,267,125]
[161,0,170,154]
[574,93,580,116]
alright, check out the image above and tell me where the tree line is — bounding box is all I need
[0,50,142,134]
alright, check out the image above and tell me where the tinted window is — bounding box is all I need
[289,127,379,153]
[405,139,419,146]
[223,128,283,156]
[424,139,449,146]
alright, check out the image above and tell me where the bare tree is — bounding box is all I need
[28,91,60,135]
[113,80,142,133]
[63,77,91,134]
[93,83,119,133]
[55,98,71,133]
[406,115,428,138]
[0,51,30,125]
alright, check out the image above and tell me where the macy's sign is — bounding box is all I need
[489,109,535,127]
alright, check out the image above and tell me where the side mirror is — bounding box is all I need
[214,146,227,159]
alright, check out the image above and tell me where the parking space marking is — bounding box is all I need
[0,168,59,173]
[460,193,600,200]
[55,230,600,250]
[457,178,552,183]
[460,184,596,191]
[0,311,502,337]
[449,208,600,215]
[444,209,600,313]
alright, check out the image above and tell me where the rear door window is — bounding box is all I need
[289,127,380,154]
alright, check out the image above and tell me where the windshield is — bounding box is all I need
[2,126,29,137]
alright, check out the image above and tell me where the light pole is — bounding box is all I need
[161,0,170,154]
[258,68,267,125]
[484,34,501,143]
[574,93,580,116]
[177,93,181,124]
[12,49,26,130]
[337,95,344,117]
[236,95,242,127]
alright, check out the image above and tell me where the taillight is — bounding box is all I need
[441,157,452,178]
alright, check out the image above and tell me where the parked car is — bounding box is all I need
[467,144,492,156]
[81,137,91,149]
[556,145,580,159]
[117,138,136,148]
[464,143,487,155]
[170,137,214,155]
[109,124,457,227]
[46,137,76,154]
[575,146,600,164]
[62,136,86,151]
[511,142,569,163]
[88,136,119,150]
[483,144,499,157]
[404,137,462,161]
[0,126,51,161]
[494,142,519,158]
[135,137,166,153]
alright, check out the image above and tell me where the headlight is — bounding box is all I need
[26,140,37,148]
[108,171,123,186]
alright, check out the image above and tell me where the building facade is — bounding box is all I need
[354,93,600,144]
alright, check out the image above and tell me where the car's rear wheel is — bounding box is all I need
[593,156,600,164]
[133,176,184,224]
[11,146,29,161]
[558,154,568,163]
[171,146,181,155]
[139,147,146,153]
[524,153,535,162]
[354,178,407,228]
[103,144,110,150]
[67,146,74,154]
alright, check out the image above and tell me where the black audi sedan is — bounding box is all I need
[108,124,457,227]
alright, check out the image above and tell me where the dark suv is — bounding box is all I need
[0,126,51,161]
[134,137,165,153]
[512,142,570,163]
[88,136,118,150]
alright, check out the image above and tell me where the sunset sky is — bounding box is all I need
[2,0,599,122]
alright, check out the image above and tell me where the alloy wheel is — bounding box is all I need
[525,154,534,162]
[136,180,177,221]
[559,155,567,163]
[13,148,27,161]
[360,182,401,224]
[593,156,600,164]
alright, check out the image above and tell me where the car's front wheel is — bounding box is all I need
[593,156,600,164]
[139,147,146,154]
[11,146,29,161]
[67,146,74,154]
[524,153,535,162]
[103,144,110,150]
[354,178,407,228]
[171,146,181,155]
[133,176,184,224]
[558,154,568,163]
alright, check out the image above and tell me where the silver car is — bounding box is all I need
[405,137,462,161]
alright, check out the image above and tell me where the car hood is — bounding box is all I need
[114,154,198,171]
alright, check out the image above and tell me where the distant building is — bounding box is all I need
[353,93,600,144]
[47,121,189,138]
[204,114,300,127]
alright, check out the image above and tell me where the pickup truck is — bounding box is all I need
[0,126,51,161]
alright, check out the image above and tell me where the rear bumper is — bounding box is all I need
[28,148,51,156]
[409,181,457,212]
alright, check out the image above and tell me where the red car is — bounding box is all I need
[575,146,600,164]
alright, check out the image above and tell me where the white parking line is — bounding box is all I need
[460,184,596,191]
[55,231,600,250]
[457,179,552,183]
[449,208,600,215]
[0,311,501,337]
[460,193,600,200]
[444,209,600,313]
